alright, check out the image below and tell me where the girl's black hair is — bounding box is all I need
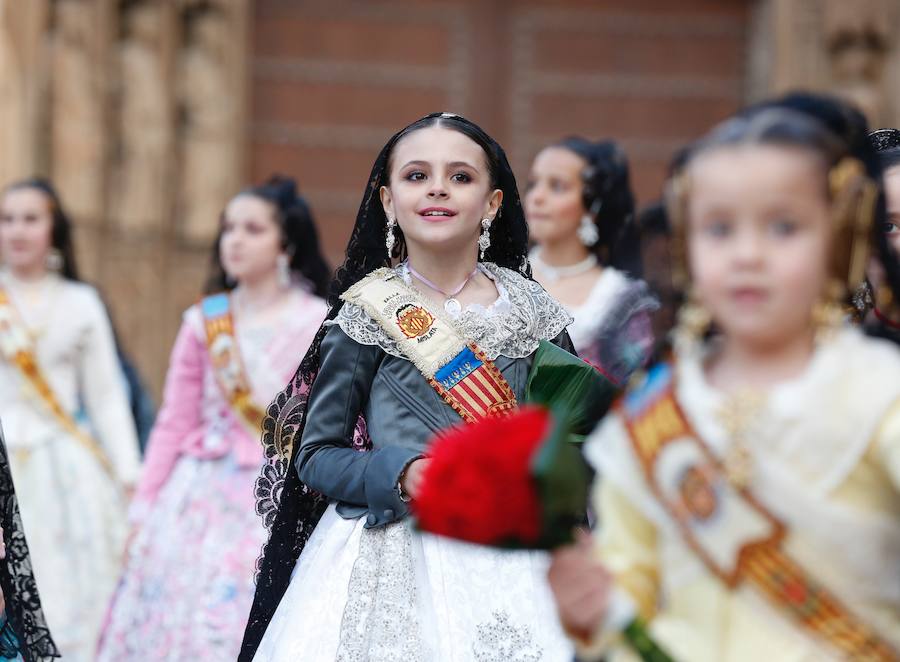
[554,137,636,270]
[206,175,331,299]
[240,112,534,660]
[3,178,80,281]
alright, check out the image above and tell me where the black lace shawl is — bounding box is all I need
[0,432,59,661]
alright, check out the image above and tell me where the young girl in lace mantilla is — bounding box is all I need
[241,113,581,662]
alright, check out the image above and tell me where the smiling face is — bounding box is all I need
[0,187,55,276]
[524,146,587,245]
[686,144,832,349]
[219,194,284,285]
[380,125,502,260]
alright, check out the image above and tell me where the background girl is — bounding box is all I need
[98,176,329,661]
[549,103,900,660]
[0,178,140,661]
[525,138,655,382]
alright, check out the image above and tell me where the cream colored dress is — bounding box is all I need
[0,271,140,661]
[579,327,900,662]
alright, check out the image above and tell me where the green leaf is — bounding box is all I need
[525,340,620,439]
[623,619,678,662]
[529,406,593,548]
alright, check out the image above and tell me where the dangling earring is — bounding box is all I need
[46,248,63,273]
[277,253,292,289]
[674,291,712,351]
[478,218,492,260]
[811,279,845,343]
[385,216,396,255]
[577,214,599,247]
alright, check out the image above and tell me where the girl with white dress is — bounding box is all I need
[0,178,140,661]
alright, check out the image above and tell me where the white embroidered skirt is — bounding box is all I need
[254,503,573,661]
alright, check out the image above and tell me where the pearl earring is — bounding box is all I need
[277,254,291,288]
[577,214,599,247]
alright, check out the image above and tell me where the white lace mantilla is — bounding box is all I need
[327,263,572,361]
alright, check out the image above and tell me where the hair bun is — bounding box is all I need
[870,128,900,153]
[265,175,300,211]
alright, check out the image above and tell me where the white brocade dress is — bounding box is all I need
[254,264,575,662]
[0,272,141,661]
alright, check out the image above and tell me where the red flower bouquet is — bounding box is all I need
[413,405,590,550]
[413,340,616,549]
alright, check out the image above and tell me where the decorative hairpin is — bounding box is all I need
[869,128,900,152]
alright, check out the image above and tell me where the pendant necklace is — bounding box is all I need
[529,248,597,283]
[715,389,766,489]
[407,263,478,316]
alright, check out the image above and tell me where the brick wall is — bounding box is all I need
[250,0,750,263]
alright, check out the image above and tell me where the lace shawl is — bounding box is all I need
[327,262,573,360]
[0,434,59,661]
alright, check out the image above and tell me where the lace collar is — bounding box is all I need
[328,262,572,360]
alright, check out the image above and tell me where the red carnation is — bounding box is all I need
[412,406,552,547]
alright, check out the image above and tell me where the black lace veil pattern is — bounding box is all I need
[0,431,60,661]
[239,112,533,660]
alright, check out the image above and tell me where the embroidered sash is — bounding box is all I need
[620,363,899,661]
[342,269,516,423]
[200,294,267,437]
[0,286,114,477]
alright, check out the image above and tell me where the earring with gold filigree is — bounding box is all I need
[811,278,846,343]
[665,171,711,350]
[674,289,712,351]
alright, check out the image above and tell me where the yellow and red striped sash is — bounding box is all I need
[621,362,899,661]
[200,294,267,437]
[0,286,114,477]
[342,269,516,423]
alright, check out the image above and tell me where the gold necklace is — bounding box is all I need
[715,389,766,489]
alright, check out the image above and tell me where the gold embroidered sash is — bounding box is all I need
[342,269,516,423]
[200,293,267,437]
[620,363,899,662]
[0,286,114,477]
